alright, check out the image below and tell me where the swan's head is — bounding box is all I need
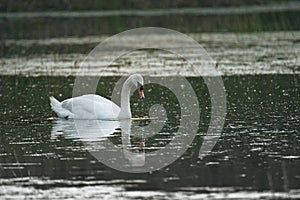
[130,74,145,100]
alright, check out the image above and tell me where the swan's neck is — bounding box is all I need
[118,78,133,119]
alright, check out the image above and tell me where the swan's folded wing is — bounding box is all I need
[61,98,74,113]
[61,97,93,113]
[61,95,120,119]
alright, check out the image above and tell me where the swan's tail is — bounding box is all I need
[49,96,70,118]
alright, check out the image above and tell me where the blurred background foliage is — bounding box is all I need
[0,0,295,11]
[0,0,299,56]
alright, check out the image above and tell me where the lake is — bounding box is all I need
[0,74,299,199]
[1,3,300,199]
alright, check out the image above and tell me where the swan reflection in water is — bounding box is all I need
[51,119,146,167]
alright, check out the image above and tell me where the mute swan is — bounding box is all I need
[49,74,145,120]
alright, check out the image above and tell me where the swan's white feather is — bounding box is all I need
[50,94,120,120]
[50,96,74,118]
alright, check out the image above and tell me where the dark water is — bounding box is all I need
[0,75,299,199]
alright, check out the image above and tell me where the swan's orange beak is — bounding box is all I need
[138,85,145,100]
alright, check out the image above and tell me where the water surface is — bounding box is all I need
[0,75,299,199]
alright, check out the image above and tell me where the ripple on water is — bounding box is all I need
[1,180,300,200]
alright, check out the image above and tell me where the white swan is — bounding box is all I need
[49,74,145,120]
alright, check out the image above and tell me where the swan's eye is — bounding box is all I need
[137,81,143,87]
[140,85,144,91]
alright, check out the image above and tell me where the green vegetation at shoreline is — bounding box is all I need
[0,0,295,12]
